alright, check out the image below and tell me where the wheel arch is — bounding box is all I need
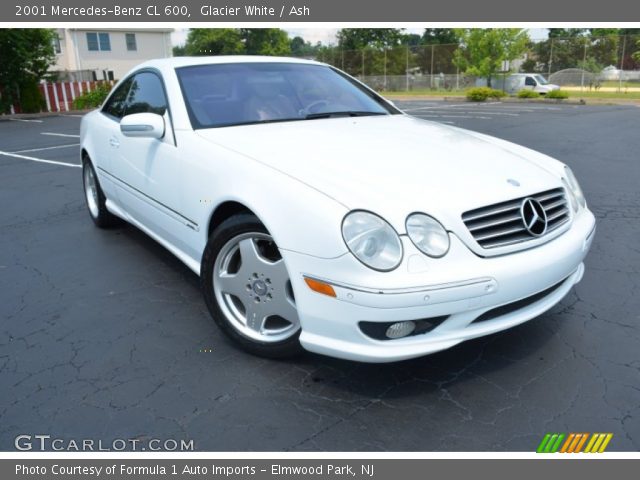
[207,200,257,239]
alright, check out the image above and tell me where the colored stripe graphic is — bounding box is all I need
[537,433,565,453]
[560,433,575,453]
[574,433,589,452]
[538,433,613,453]
[536,434,551,453]
[584,433,614,453]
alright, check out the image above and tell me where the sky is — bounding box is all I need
[170,28,549,47]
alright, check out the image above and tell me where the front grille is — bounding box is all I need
[462,187,570,249]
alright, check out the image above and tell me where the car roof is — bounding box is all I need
[136,55,325,71]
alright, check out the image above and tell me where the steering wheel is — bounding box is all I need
[302,100,330,115]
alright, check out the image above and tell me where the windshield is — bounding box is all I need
[534,75,549,85]
[176,63,394,129]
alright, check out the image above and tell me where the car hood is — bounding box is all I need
[196,114,563,232]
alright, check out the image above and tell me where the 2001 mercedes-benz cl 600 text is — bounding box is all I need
[80,57,595,362]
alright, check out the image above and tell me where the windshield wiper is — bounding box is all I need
[305,111,387,120]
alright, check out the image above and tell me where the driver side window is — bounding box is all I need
[102,78,133,119]
[525,76,536,87]
[124,72,168,116]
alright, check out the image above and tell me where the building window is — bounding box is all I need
[52,35,61,54]
[125,33,137,52]
[86,32,111,52]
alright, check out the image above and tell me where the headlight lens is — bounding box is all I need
[406,213,450,258]
[563,166,586,210]
[342,211,403,271]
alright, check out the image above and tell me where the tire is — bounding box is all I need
[82,157,119,228]
[201,213,303,358]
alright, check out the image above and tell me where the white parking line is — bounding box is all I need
[12,143,80,154]
[415,114,492,119]
[404,102,502,112]
[413,109,520,116]
[0,150,81,168]
[8,118,43,123]
[41,132,80,138]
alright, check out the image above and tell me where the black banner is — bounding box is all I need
[4,0,640,22]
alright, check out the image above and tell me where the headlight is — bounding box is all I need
[406,213,450,258]
[342,211,403,271]
[563,166,586,211]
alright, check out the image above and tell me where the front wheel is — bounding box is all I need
[82,158,119,228]
[201,214,303,358]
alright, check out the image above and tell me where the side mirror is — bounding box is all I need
[120,113,165,139]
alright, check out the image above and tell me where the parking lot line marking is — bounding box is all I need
[403,102,502,112]
[415,114,492,120]
[8,118,44,123]
[413,109,520,116]
[12,143,80,154]
[41,132,80,138]
[0,149,81,168]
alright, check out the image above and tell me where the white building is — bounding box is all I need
[51,28,173,81]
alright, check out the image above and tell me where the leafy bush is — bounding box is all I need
[73,83,112,110]
[546,89,569,99]
[466,87,506,102]
[18,81,46,113]
[517,89,540,98]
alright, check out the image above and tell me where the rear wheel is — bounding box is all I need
[82,158,119,228]
[201,214,302,358]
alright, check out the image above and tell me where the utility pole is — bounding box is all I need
[405,46,409,91]
[619,35,627,92]
[580,40,588,90]
[548,38,554,77]
[430,44,435,89]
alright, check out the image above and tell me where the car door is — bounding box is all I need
[92,77,134,201]
[109,71,192,253]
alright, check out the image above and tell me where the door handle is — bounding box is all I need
[109,137,120,148]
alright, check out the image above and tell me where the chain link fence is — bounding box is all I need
[296,34,640,92]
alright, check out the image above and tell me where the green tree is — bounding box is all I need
[290,37,322,58]
[0,28,55,113]
[401,33,421,47]
[632,39,640,63]
[421,29,458,45]
[241,29,290,56]
[184,28,244,56]
[290,36,306,56]
[182,28,291,57]
[172,44,186,56]
[454,29,529,86]
[534,31,619,74]
[337,29,405,50]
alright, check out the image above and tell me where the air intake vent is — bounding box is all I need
[462,188,570,249]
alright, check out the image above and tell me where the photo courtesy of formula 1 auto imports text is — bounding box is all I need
[0,0,639,478]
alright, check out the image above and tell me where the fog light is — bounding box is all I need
[385,321,416,339]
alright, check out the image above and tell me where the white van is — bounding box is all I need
[506,74,560,95]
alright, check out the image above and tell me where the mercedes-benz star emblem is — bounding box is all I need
[520,198,548,236]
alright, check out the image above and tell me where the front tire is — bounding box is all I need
[201,214,303,358]
[82,158,119,228]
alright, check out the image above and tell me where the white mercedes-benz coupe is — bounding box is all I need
[80,56,596,362]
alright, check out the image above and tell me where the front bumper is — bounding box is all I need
[282,209,596,363]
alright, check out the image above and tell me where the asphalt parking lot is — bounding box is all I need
[1,101,639,451]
